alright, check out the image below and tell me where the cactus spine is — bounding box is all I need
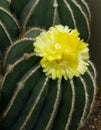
[0,0,96,130]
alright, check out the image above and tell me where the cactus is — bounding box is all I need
[0,0,91,54]
[0,0,97,130]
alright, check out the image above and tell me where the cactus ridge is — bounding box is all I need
[0,64,41,122]
[0,0,10,11]
[0,7,20,37]
[10,0,91,41]
[3,38,35,71]
[0,6,19,54]
[18,76,49,130]
[0,1,97,130]
[0,63,96,130]
[80,0,91,20]
[0,20,12,52]
[83,69,96,118]
[70,0,91,40]
[74,0,91,20]
[0,28,96,129]
[0,0,91,54]
[88,61,97,79]
[22,27,44,38]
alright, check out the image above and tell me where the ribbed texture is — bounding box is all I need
[10,0,91,41]
[0,0,91,53]
[0,1,97,130]
[0,4,19,53]
[0,31,96,130]
[0,59,96,130]
[0,0,10,11]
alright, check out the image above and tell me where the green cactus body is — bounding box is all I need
[0,0,10,11]
[0,0,97,130]
[0,0,91,54]
[0,2,20,53]
[10,0,91,41]
[0,33,96,130]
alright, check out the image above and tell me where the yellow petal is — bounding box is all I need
[34,25,89,80]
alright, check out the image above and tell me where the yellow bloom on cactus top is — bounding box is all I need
[34,25,89,80]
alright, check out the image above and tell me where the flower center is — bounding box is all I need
[55,43,61,49]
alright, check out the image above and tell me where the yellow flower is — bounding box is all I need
[34,25,89,80]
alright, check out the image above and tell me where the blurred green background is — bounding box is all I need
[88,0,101,93]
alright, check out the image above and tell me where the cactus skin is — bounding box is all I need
[0,0,97,130]
[0,3,20,53]
[0,0,91,53]
[0,30,96,130]
[10,0,91,41]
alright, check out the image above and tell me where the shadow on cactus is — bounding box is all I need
[0,0,97,130]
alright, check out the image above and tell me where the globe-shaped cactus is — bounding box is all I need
[0,0,96,130]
